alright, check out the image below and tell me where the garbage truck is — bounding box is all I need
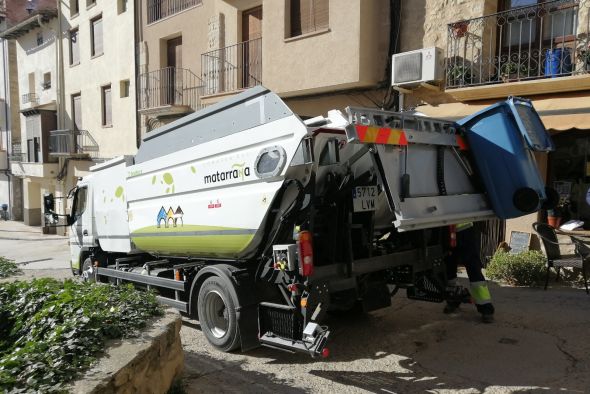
[44,86,554,357]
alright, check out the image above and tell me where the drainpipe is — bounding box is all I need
[134,0,142,150]
[38,10,67,234]
[2,37,11,219]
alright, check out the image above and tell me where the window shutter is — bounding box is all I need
[73,94,82,129]
[103,86,112,126]
[290,0,329,37]
[93,17,103,55]
[70,29,79,64]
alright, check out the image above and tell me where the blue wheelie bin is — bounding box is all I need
[457,97,554,219]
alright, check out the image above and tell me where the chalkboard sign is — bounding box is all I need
[509,231,531,254]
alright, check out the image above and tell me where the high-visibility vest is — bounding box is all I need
[456,222,474,232]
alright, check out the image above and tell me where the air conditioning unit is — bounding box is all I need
[391,47,444,87]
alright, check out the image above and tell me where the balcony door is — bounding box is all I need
[165,36,182,106]
[241,6,262,89]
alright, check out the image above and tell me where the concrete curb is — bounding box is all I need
[70,309,184,394]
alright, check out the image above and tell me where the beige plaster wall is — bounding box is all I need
[263,0,389,96]
[140,0,389,98]
[15,20,58,109]
[140,0,238,77]
[62,0,137,159]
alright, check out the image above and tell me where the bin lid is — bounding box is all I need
[458,96,555,152]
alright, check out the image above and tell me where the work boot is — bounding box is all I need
[443,301,460,314]
[443,285,468,314]
[477,303,495,323]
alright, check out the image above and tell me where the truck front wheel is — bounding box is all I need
[197,276,240,352]
[81,257,96,283]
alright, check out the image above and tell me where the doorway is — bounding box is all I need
[165,36,182,105]
[241,6,262,89]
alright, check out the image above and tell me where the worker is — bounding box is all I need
[445,222,495,323]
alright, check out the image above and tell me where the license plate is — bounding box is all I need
[352,186,377,212]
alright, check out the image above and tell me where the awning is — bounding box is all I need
[417,92,590,131]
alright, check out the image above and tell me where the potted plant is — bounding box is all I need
[451,21,470,38]
[546,208,562,228]
[578,43,590,72]
[547,196,570,228]
[448,64,472,86]
[500,61,528,82]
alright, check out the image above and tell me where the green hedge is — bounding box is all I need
[0,257,21,278]
[0,279,163,392]
[486,250,547,286]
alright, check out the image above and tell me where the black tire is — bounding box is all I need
[81,257,96,283]
[197,276,240,352]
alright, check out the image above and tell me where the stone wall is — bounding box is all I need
[70,309,184,394]
[398,0,499,108]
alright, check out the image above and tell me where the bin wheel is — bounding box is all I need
[197,276,240,352]
[81,257,96,283]
[513,187,539,213]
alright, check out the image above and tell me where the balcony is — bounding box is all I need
[48,129,99,158]
[201,38,262,96]
[138,67,204,116]
[147,0,202,24]
[21,93,39,106]
[446,0,590,100]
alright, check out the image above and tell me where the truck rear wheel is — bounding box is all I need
[197,276,240,352]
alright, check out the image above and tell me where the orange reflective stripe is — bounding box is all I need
[456,135,468,150]
[375,128,391,144]
[354,125,408,146]
[356,125,368,141]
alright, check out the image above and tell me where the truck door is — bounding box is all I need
[69,185,89,271]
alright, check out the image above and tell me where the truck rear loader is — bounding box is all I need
[44,86,554,357]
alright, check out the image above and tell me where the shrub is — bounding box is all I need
[0,279,163,392]
[0,257,21,278]
[486,250,547,286]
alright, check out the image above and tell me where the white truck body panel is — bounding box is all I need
[90,156,135,253]
[124,115,309,257]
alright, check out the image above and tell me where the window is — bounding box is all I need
[72,93,82,130]
[255,146,286,178]
[289,0,329,38]
[27,138,39,163]
[86,0,96,8]
[90,16,103,57]
[120,79,130,97]
[42,72,51,90]
[36,32,43,46]
[73,187,88,219]
[70,0,79,16]
[69,28,79,65]
[117,0,127,14]
[101,85,112,126]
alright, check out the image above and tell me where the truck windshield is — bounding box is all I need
[72,187,88,220]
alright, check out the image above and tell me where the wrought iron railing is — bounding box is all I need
[147,0,202,24]
[48,129,99,158]
[446,0,590,88]
[21,93,38,105]
[201,38,262,95]
[138,67,204,112]
[9,143,25,162]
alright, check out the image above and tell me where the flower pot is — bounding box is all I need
[544,48,572,77]
[452,22,469,38]
[547,216,562,228]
